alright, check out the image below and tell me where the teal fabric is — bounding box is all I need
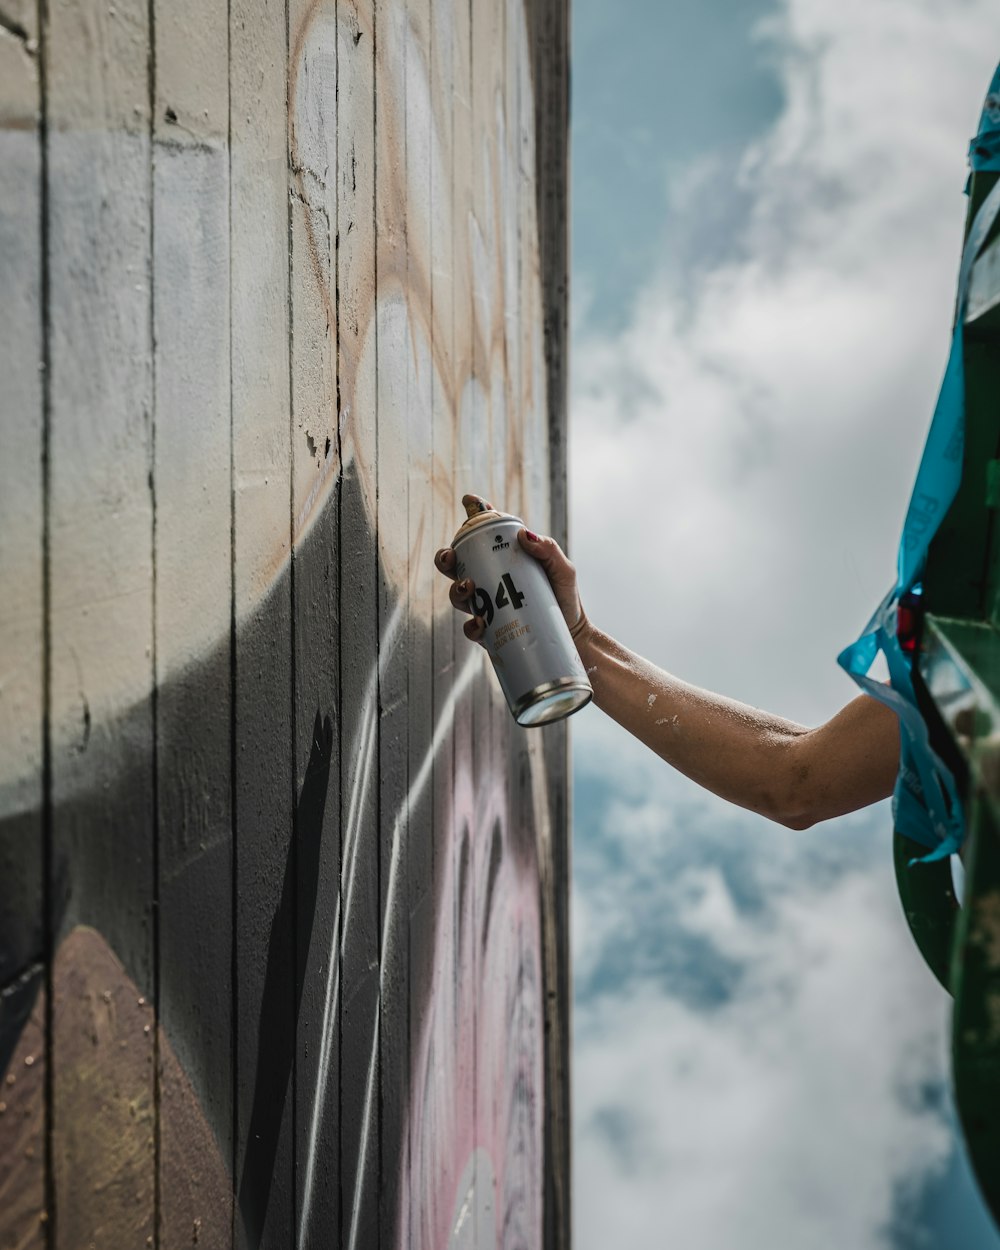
[838,65,1000,862]
[970,62,1000,172]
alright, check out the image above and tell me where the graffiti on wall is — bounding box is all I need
[0,0,568,1246]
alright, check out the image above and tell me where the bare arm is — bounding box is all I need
[435,516,900,830]
[573,621,899,829]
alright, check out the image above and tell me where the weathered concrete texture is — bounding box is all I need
[0,928,232,1249]
[0,0,571,1245]
[0,982,45,1250]
[0,9,43,1036]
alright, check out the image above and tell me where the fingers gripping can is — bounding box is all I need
[451,496,593,727]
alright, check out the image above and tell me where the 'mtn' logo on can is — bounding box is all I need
[492,532,509,550]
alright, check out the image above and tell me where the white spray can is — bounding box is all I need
[451,496,593,727]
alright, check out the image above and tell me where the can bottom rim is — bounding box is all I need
[512,678,593,727]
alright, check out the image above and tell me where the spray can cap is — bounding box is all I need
[451,493,522,547]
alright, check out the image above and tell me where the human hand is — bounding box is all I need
[433,511,588,647]
[432,543,490,645]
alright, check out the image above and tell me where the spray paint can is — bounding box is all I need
[451,496,593,727]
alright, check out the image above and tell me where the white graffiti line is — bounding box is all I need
[346,648,481,1250]
[298,600,402,1244]
[339,681,381,938]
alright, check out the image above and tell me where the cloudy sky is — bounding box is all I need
[568,1,1000,1246]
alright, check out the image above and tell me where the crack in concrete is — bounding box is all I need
[290,157,330,195]
[154,132,221,156]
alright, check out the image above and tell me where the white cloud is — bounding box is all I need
[569,2,1000,1244]
[570,0,1000,728]
[574,861,953,1250]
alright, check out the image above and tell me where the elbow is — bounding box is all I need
[753,788,817,831]
[770,736,820,830]
[777,810,817,831]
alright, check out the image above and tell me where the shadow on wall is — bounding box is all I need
[238,710,333,1245]
[0,472,549,1247]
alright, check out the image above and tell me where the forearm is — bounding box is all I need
[437,523,898,827]
[575,623,899,829]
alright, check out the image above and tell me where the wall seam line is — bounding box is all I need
[334,4,344,1248]
[37,0,55,1243]
[467,3,479,1232]
[285,0,298,1241]
[227,0,239,1239]
[333,3,344,1246]
[372,1,382,1242]
[146,1,162,1242]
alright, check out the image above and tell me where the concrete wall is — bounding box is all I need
[0,0,571,1245]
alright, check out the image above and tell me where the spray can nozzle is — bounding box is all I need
[462,493,492,519]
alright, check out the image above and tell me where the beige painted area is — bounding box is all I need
[0,0,550,799]
[290,0,548,594]
[0,928,231,1247]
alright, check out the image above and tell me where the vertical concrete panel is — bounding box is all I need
[288,4,343,1248]
[492,16,530,1243]
[336,2,382,1247]
[403,2,436,1248]
[0,992,45,1248]
[230,0,294,1244]
[428,0,455,713]
[0,12,46,1247]
[0,13,43,1000]
[500,38,541,1238]
[504,35,533,1241]
[469,6,493,1239]
[46,0,156,969]
[485,57,516,1240]
[523,8,573,1247]
[151,0,234,1243]
[526,0,570,549]
[425,0,458,1240]
[488,0,508,520]
[376,2,410,1243]
[502,0,522,522]
[45,0,156,1241]
[452,0,479,1234]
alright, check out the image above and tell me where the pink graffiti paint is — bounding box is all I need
[397,741,543,1249]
